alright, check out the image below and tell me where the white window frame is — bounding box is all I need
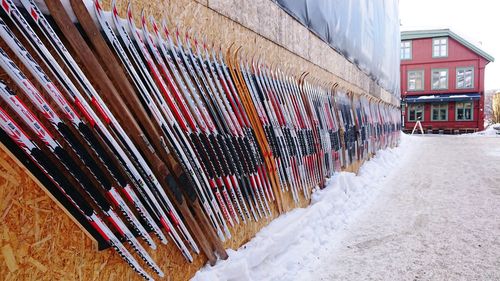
[401,41,412,60]
[432,37,448,58]
[456,67,474,89]
[407,70,424,91]
[431,68,449,90]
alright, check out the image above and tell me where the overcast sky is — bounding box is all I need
[399,0,500,91]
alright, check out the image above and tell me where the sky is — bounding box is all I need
[399,0,500,91]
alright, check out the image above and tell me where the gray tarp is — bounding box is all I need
[275,0,400,97]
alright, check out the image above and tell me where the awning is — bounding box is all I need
[404,93,480,103]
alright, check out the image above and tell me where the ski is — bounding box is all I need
[0,78,164,277]
[80,0,225,262]
[108,1,231,241]
[1,0,169,247]
[0,100,153,281]
[0,18,157,249]
[38,0,196,261]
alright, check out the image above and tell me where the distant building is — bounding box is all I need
[493,92,500,124]
[400,29,494,133]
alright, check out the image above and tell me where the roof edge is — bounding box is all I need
[401,29,495,62]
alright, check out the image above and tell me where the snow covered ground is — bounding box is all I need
[470,123,500,136]
[193,133,500,281]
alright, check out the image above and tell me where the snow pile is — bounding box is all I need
[477,124,500,136]
[192,133,414,281]
[466,124,500,137]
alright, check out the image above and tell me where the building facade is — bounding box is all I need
[400,29,494,133]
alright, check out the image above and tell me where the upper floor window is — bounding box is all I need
[456,67,474,89]
[401,41,412,60]
[456,102,473,121]
[432,38,448,58]
[431,68,448,90]
[408,104,424,122]
[431,103,448,121]
[408,70,424,91]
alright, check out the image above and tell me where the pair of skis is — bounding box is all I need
[1,0,205,278]
[0,101,154,281]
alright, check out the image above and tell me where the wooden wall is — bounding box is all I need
[1,0,372,280]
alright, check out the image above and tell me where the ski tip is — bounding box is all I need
[126,2,133,21]
[111,0,117,12]
[161,18,170,37]
[202,35,208,50]
[184,250,194,263]
[216,229,226,242]
[160,237,168,245]
[185,28,191,42]
[140,8,146,26]
[234,45,242,57]
[94,0,102,13]
[191,30,199,46]
[149,15,159,33]
[193,245,201,254]
[174,25,180,38]
[160,17,167,29]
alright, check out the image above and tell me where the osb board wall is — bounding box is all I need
[0,0,375,280]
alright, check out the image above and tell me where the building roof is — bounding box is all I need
[401,29,495,62]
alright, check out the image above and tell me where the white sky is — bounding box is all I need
[399,0,500,91]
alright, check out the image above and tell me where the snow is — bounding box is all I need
[468,123,500,136]
[192,133,413,281]
[310,134,500,280]
[415,95,436,99]
[193,132,500,280]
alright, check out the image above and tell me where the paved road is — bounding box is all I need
[312,135,500,281]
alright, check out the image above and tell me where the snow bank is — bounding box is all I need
[473,124,500,136]
[192,133,414,281]
[460,123,500,137]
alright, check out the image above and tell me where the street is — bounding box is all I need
[311,135,500,281]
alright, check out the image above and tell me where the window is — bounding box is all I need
[408,70,424,91]
[432,69,448,90]
[401,41,412,60]
[433,38,448,57]
[408,104,424,121]
[431,103,448,121]
[456,102,473,121]
[456,67,474,89]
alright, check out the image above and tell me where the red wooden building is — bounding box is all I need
[400,29,494,133]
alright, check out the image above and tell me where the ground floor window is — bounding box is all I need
[408,104,424,121]
[456,101,473,121]
[431,103,448,121]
